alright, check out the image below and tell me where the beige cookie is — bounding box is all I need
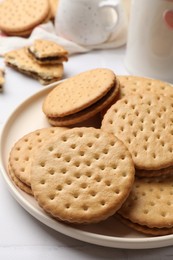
[30,127,135,224]
[102,93,173,171]
[47,82,119,126]
[118,174,173,235]
[5,47,64,85]
[101,75,173,117]
[4,11,52,37]
[28,39,68,65]
[49,0,59,19]
[0,0,50,35]
[9,127,68,187]
[0,69,5,92]
[8,164,33,195]
[117,214,173,236]
[118,75,173,99]
[43,68,117,117]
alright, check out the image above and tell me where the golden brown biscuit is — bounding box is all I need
[118,174,173,235]
[0,0,50,36]
[28,39,68,65]
[43,68,118,117]
[9,127,68,186]
[5,47,64,85]
[102,93,173,171]
[31,127,135,224]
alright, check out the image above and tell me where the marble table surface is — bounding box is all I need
[0,46,173,260]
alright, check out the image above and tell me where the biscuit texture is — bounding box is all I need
[118,174,173,233]
[117,214,173,236]
[8,164,33,195]
[30,127,135,223]
[118,75,173,99]
[42,68,117,117]
[9,127,67,187]
[102,93,173,170]
[28,39,68,64]
[5,48,64,85]
[47,83,119,126]
[0,0,50,34]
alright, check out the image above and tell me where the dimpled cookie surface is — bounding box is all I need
[30,127,135,223]
[102,93,173,170]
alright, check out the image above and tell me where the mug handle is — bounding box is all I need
[98,0,124,32]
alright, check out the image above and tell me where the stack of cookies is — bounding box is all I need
[4,39,68,85]
[7,69,173,236]
[8,127,68,195]
[42,68,120,126]
[8,126,135,224]
[0,0,51,36]
[102,75,173,235]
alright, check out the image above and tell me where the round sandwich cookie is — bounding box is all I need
[47,82,119,126]
[101,92,173,173]
[5,47,64,85]
[118,174,173,236]
[8,164,33,196]
[9,127,67,188]
[30,127,135,224]
[42,68,120,125]
[0,0,50,36]
[27,39,68,65]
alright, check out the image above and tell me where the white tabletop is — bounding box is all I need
[1,46,173,260]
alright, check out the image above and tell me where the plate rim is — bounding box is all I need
[1,82,173,249]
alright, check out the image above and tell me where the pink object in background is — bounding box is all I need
[125,0,173,83]
[163,9,173,29]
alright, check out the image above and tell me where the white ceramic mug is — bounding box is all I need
[55,0,125,45]
[125,0,173,83]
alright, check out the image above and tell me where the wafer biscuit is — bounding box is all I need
[101,75,173,117]
[0,0,50,36]
[30,127,135,223]
[9,127,67,187]
[43,68,117,117]
[102,93,173,171]
[117,214,173,236]
[5,47,64,85]
[28,39,68,65]
[47,83,119,126]
[118,174,173,235]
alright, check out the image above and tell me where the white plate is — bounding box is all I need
[1,82,173,249]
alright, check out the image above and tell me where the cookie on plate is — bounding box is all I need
[101,92,173,175]
[30,127,135,223]
[118,174,173,235]
[4,47,64,85]
[28,39,68,65]
[0,0,50,36]
[8,164,33,195]
[9,127,67,188]
[118,75,173,99]
[101,75,173,117]
[43,68,120,126]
